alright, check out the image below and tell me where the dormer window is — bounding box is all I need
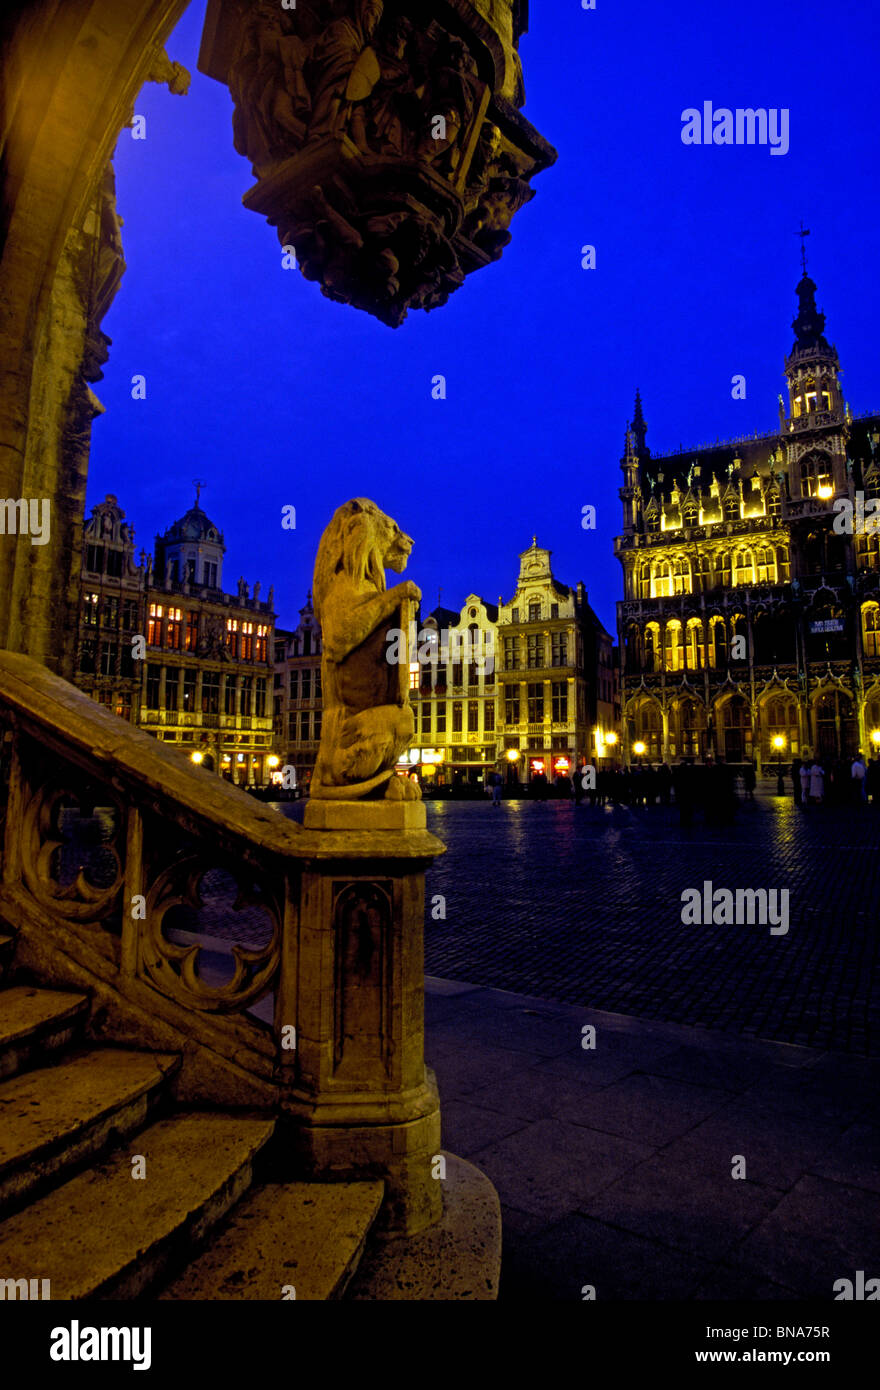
[646,510,660,533]
[767,491,781,520]
[683,502,699,527]
[723,495,740,521]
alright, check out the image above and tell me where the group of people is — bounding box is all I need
[791,753,880,807]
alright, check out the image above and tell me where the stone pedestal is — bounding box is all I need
[278,799,444,1235]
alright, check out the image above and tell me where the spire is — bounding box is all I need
[631,389,649,458]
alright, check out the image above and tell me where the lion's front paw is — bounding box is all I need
[385,776,406,800]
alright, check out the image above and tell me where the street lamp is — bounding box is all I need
[506,747,520,785]
[772,733,786,795]
[190,751,204,765]
[871,729,880,751]
[605,732,618,747]
[633,740,646,767]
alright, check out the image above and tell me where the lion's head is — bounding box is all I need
[313,498,413,624]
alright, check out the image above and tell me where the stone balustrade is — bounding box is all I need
[0,649,445,1233]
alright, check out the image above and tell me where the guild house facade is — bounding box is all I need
[75,491,278,784]
[615,265,880,770]
[273,593,323,790]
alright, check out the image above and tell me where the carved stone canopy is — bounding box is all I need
[199,0,556,327]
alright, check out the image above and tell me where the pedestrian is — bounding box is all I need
[809,757,825,805]
[867,756,880,805]
[851,752,867,803]
[743,760,756,800]
[492,770,502,807]
[791,756,802,806]
[799,759,811,807]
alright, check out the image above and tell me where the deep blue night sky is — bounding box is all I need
[88,0,880,637]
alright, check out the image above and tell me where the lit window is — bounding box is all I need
[147,603,164,646]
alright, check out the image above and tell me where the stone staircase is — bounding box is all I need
[0,932,384,1300]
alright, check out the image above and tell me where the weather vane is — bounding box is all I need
[192,478,207,507]
[796,221,810,275]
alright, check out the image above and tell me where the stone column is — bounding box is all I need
[279,801,443,1236]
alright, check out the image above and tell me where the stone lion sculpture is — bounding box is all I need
[310,498,421,800]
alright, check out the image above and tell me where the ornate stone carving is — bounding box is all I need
[200,0,555,326]
[311,498,420,800]
[143,859,280,1013]
[21,781,123,924]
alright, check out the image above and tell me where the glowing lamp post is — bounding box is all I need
[772,733,786,796]
[871,729,880,751]
[506,747,520,786]
[190,751,204,765]
[633,740,646,767]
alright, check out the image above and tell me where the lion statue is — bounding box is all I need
[310,498,422,800]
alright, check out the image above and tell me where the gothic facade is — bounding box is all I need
[615,270,880,770]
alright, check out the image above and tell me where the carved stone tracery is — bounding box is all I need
[200,0,555,326]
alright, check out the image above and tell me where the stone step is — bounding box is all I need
[0,1113,276,1299]
[0,1047,180,1214]
[160,1179,385,1301]
[0,985,90,1080]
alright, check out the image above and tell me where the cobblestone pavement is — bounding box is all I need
[425,978,880,1301]
[422,788,880,1056]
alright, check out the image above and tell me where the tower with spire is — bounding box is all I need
[782,243,848,500]
[612,236,879,770]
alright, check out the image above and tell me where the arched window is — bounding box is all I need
[646,507,660,533]
[692,553,710,592]
[755,547,777,583]
[777,545,790,582]
[733,549,754,585]
[652,560,672,598]
[730,614,748,661]
[664,621,683,672]
[766,489,781,519]
[718,550,732,587]
[762,696,799,760]
[709,617,727,669]
[685,619,704,671]
[800,452,832,499]
[639,562,651,599]
[683,500,699,527]
[672,557,690,594]
[723,493,740,521]
[645,622,660,673]
[857,534,880,571]
[862,604,880,659]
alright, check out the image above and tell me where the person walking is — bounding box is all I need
[743,760,757,800]
[490,769,501,807]
[799,759,811,807]
[851,752,867,803]
[791,756,802,806]
[809,757,825,805]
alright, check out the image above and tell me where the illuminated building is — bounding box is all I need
[615,263,880,767]
[497,540,617,783]
[75,489,277,784]
[406,596,499,787]
[273,592,323,789]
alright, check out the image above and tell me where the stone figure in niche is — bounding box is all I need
[311,498,421,800]
[308,0,384,139]
[230,11,310,168]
